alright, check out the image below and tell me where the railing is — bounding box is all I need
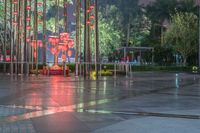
[0,61,134,77]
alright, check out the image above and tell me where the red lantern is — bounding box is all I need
[38,2,43,6]
[51,48,56,55]
[26,25,31,30]
[87,9,91,13]
[68,40,74,48]
[31,40,36,48]
[90,25,95,29]
[60,32,70,42]
[68,50,72,57]
[86,20,90,24]
[90,5,95,9]
[38,11,43,16]
[34,51,37,58]
[26,16,31,21]
[38,40,43,47]
[90,15,95,19]
[62,45,68,52]
[26,6,31,10]
[48,36,59,45]
[13,0,18,4]
[26,38,30,42]
[62,54,66,61]
[13,11,18,15]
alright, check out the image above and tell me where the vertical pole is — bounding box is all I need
[84,0,87,77]
[20,0,24,74]
[95,0,99,78]
[152,48,154,65]
[34,0,38,75]
[199,4,200,68]
[10,0,13,75]
[4,0,7,73]
[87,0,90,77]
[43,0,47,66]
[24,0,28,75]
[16,0,21,75]
[75,0,80,76]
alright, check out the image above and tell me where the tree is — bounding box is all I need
[164,12,198,65]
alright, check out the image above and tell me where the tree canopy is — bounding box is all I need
[164,11,198,65]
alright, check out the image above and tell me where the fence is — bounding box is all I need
[0,61,134,77]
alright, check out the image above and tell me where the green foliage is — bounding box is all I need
[146,0,179,23]
[164,12,198,65]
[129,12,151,46]
[99,14,122,56]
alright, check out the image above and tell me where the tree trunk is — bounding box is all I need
[75,0,81,76]
[183,57,187,66]
[95,0,99,77]
[43,0,47,65]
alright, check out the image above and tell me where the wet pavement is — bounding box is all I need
[0,72,200,133]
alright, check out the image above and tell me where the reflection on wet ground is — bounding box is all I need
[0,72,200,132]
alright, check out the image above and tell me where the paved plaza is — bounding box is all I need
[0,72,200,133]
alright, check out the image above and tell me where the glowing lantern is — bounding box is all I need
[62,45,68,52]
[13,0,18,4]
[13,11,18,15]
[90,5,95,9]
[38,40,43,47]
[48,36,59,45]
[38,11,43,16]
[90,15,95,19]
[87,9,91,13]
[62,54,66,61]
[90,25,94,29]
[60,32,70,42]
[26,6,31,10]
[26,38,30,42]
[68,40,74,48]
[68,50,72,57]
[26,16,31,21]
[86,20,90,24]
[31,40,42,48]
[51,48,56,55]
[26,25,31,30]
[34,51,37,58]
[38,2,43,6]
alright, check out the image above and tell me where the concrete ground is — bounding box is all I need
[0,72,200,133]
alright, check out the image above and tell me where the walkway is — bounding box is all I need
[0,72,199,132]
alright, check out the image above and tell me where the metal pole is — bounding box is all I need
[199,4,200,68]
[3,0,7,73]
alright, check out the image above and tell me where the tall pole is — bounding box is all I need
[34,0,38,75]
[199,3,200,68]
[75,0,81,76]
[3,0,7,73]
[95,0,99,78]
[84,0,87,77]
[43,0,47,65]
[87,0,90,77]
[10,0,13,75]
[24,0,28,75]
